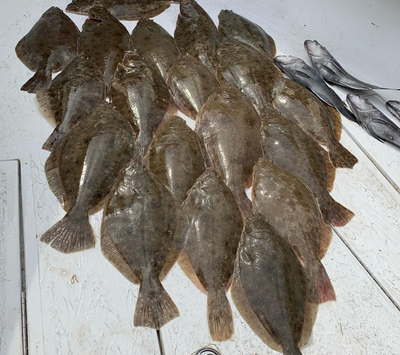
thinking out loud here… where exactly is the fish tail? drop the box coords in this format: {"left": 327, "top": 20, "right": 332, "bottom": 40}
{"left": 327, "top": 141, "right": 358, "bottom": 169}
{"left": 282, "top": 345, "right": 303, "bottom": 355}
{"left": 312, "top": 261, "right": 336, "bottom": 304}
{"left": 337, "top": 105, "right": 358, "bottom": 123}
{"left": 207, "top": 289, "right": 234, "bottom": 341}
{"left": 320, "top": 194, "right": 355, "bottom": 227}
{"left": 134, "top": 273, "right": 179, "bottom": 329}
{"left": 40, "top": 207, "right": 95, "bottom": 253}
{"left": 21, "top": 67, "right": 51, "bottom": 93}
{"left": 42, "top": 129, "right": 65, "bottom": 151}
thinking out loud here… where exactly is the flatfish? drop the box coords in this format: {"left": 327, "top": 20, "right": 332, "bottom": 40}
{"left": 41, "top": 103, "right": 134, "bottom": 253}
{"left": 37, "top": 55, "right": 106, "bottom": 151}
{"left": 110, "top": 51, "right": 174, "bottom": 160}
{"left": 101, "top": 163, "right": 188, "bottom": 329}
{"left": 179, "top": 170, "right": 243, "bottom": 340}
{"left": 15, "top": 7, "right": 80, "bottom": 93}
{"left": 196, "top": 85, "right": 262, "bottom": 217}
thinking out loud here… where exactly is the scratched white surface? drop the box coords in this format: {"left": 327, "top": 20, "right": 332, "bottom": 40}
{"left": 1, "top": 0, "right": 400, "bottom": 354}
{"left": 0, "top": 161, "right": 23, "bottom": 355}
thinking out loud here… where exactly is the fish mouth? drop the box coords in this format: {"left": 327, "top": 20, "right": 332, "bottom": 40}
{"left": 88, "top": 17, "right": 102, "bottom": 22}
{"left": 304, "top": 40, "right": 328, "bottom": 57}
{"left": 346, "top": 94, "right": 370, "bottom": 112}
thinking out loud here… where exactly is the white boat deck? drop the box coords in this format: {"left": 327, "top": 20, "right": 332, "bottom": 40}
{"left": 1, "top": 0, "right": 400, "bottom": 354}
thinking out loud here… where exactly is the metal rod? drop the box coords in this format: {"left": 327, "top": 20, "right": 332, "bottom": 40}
{"left": 156, "top": 329, "right": 165, "bottom": 355}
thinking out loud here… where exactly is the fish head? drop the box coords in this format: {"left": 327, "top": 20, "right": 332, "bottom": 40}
{"left": 114, "top": 51, "right": 149, "bottom": 80}
{"left": 180, "top": 0, "right": 199, "bottom": 18}
{"left": 304, "top": 40, "right": 330, "bottom": 58}
{"left": 218, "top": 9, "right": 234, "bottom": 26}
{"left": 192, "top": 170, "right": 222, "bottom": 195}
{"left": 273, "top": 55, "right": 304, "bottom": 74}
{"left": 87, "top": 6, "right": 113, "bottom": 22}
{"left": 66, "top": 0, "right": 96, "bottom": 15}
{"left": 346, "top": 94, "right": 375, "bottom": 114}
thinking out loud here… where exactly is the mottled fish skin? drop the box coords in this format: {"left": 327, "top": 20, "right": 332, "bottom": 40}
{"left": 180, "top": 170, "right": 243, "bottom": 341}
{"left": 15, "top": 7, "right": 80, "bottom": 93}
{"left": 218, "top": 10, "right": 276, "bottom": 57}
{"left": 386, "top": 100, "right": 400, "bottom": 120}
{"left": 216, "top": 39, "right": 284, "bottom": 116}
{"left": 252, "top": 159, "right": 336, "bottom": 304}
{"left": 174, "top": 0, "right": 220, "bottom": 75}
{"left": 259, "top": 108, "right": 353, "bottom": 227}
{"left": 110, "top": 51, "right": 174, "bottom": 161}
{"left": 66, "top": 0, "right": 171, "bottom": 20}
{"left": 131, "top": 19, "right": 180, "bottom": 82}
{"left": 101, "top": 163, "right": 188, "bottom": 329}
{"left": 347, "top": 94, "right": 400, "bottom": 149}
{"left": 195, "top": 85, "right": 262, "bottom": 217}
{"left": 231, "top": 215, "right": 306, "bottom": 355}
{"left": 41, "top": 103, "right": 135, "bottom": 254}
{"left": 274, "top": 55, "right": 357, "bottom": 123}
{"left": 304, "top": 40, "right": 400, "bottom": 91}
{"left": 145, "top": 116, "right": 205, "bottom": 204}
{"left": 273, "top": 78, "right": 358, "bottom": 169}
{"left": 167, "top": 55, "right": 218, "bottom": 120}
{"left": 78, "top": 6, "right": 131, "bottom": 91}
{"left": 37, "top": 55, "right": 107, "bottom": 151}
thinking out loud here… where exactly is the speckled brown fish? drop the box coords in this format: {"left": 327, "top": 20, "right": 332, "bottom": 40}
{"left": 15, "top": 7, "right": 80, "bottom": 93}
{"left": 273, "top": 79, "right": 358, "bottom": 169}
{"left": 232, "top": 214, "right": 307, "bottom": 355}
{"left": 216, "top": 39, "right": 284, "bottom": 115}
{"left": 66, "top": 0, "right": 172, "bottom": 20}
{"left": 167, "top": 55, "right": 218, "bottom": 120}
{"left": 78, "top": 6, "right": 131, "bottom": 90}
{"left": 41, "top": 103, "right": 134, "bottom": 253}
{"left": 174, "top": 0, "right": 220, "bottom": 75}
{"left": 145, "top": 116, "right": 205, "bottom": 203}
{"left": 179, "top": 170, "right": 243, "bottom": 340}
{"left": 196, "top": 85, "right": 262, "bottom": 216}
{"left": 260, "top": 108, "right": 353, "bottom": 227}
{"left": 252, "top": 159, "right": 335, "bottom": 303}
{"left": 131, "top": 18, "right": 179, "bottom": 82}
{"left": 101, "top": 163, "right": 188, "bottom": 329}
{"left": 110, "top": 51, "right": 174, "bottom": 160}
{"left": 37, "top": 55, "right": 106, "bottom": 151}
{"left": 218, "top": 10, "right": 276, "bottom": 57}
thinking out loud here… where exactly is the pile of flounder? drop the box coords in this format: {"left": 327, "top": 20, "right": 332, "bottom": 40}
{"left": 16, "top": 1, "right": 360, "bottom": 354}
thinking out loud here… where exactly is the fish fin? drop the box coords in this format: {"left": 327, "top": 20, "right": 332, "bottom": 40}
{"left": 101, "top": 228, "right": 140, "bottom": 284}
{"left": 327, "top": 141, "right": 358, "bottom": 169}
{"left": 134, "top": 273, "right": 179, "bottom": 329}
{"left": 337, "top": 105, "right": 358, "bottom": 123}
{"left": 207, "top": 289, "right": 234, "bottom": 341}
{"left": 21, "top": 66, "right": 51, "bottom": 93}
{"left": 15, "top": 36, "right": 27, "bottom": 62}
{"left": 327, "top": 105, "right": 342, "bottom": 140}
{"left": 320, "top": 195, "right": 354, "bottom": 227}
{"left": 45, "top": 151, "right": 67, "bottom": 210}
{"left": 300, "top": 301, "right": 319, "bottom": 348}
{"left": 41, "top": 208, "right": 96, "bottom": 253}
{"left": 319, "top": 220, "right": 333, "bottom": 259}
{"left": 42, "top": 128, "right": 65, "bottom": 151}
{"left": 36, "top": 90, "right": 58, "bottom": 127}
{"left": 231, "top": 262, "right": 282, "bottom": 352}
{"left": 312, "top": 262, "right": 336, "bottom": 303}
{"left": 320, "top": 146, "right": 336, "bottom": 192}
{"left": 178, "top": 251, "right": 207, "bottom": 294}
{"left": 160, "top": 207, "right": 188, "bottom": 281}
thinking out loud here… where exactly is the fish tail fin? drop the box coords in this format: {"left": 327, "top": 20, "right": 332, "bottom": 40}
{"left": 207, "top": 289, "right": 234, "bottom": 341}
{"left": 312, "top": 261, "right": 336, "bottom": 303}
{"left": 327, "top": 141, "right": 358, "bottom": 169}
{"left": 337, "top": 105, "right": 358, "bottom": 123}
{"left": 21, "top": 67, "right": 51, "bottom": 93}
{"left": 42, "top": 129, "right": 65, "bottom": 151}
{"left": 134, "top": 273, "right": 179, "bottom": 329}
{"left": 320, "top": 194, "right": 355, "bottom": 227}
{"left": 40, "top": 207, "right": 95, "bottom": 253}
